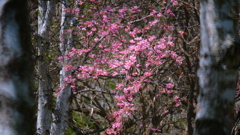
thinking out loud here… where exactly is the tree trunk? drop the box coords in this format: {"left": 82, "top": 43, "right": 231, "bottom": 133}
{"left": 37, "top": 0, "right": 56, "bottom": 134}
{"left": 0, "top": 0, "right": 34, "bottom": 134}
{"left": 51, "top": 0, "right": 72, "bottom": 134}
{"left": 194, "top": 0, "right": 240, "bottom": 135}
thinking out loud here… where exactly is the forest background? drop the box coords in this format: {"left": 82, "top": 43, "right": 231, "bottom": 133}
{"left": 29, "top": 0, "right": 240, "bottom": 135}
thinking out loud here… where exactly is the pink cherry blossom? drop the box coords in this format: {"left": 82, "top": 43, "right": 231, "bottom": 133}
{"left": 166, "top": 83, "right": 174, "bottom": 89}
{"left": 164, "top": 110, "right": 169, "bottom": 113}
{"left": 175, "top": 103, "right": 181, "bottom": 107}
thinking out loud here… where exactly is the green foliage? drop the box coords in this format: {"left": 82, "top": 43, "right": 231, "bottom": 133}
{"left": 108, "top": 81, "right": 116, "bottom": 90}
{"left": 71, "top": 111, "right": 97, "bottom": 132}
{"left": 48, "top": 52, "right": 55, "bottom": 58}
{"left": 66, "top": 127, "right": 75, "bottom": 135}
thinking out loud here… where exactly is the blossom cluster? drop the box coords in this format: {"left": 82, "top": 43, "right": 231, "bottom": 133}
{"left": 59, "top": 0, "right": 183, "bottom": 134}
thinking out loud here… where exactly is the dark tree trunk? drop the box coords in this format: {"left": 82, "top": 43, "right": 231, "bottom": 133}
{"left": 194, "top": 0, "right": 240, "bottom": 135}
{"left": 0, "top": 0, "right": 34, "bottom": 134}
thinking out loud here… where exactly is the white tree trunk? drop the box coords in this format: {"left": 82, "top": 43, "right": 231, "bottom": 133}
{"left": 0, "top": 0, "right": 34, "bottom": 134}
{"left": 51, "top": 0, "right": 72, "bottom": 134}
{"left": 37, "top": 0, "right": 56, "bottom": 134}
{"left": 194, "top": 0, "right": 240, "bottom": 135}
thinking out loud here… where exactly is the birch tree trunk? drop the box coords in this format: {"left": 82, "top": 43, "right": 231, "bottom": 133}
{"left": 194, "top": 0, "right": 240, "bottom": 135}
{"left": 51, "top": 0, "right": 73, "bottom": 134}
{"left": 37, "top": 0, "right": 56, "bottom": 134}
{"left": 0, "top": 0, "right": 34, "bottom": 134}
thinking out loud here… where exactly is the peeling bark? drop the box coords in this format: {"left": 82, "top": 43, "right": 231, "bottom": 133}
{"left": 194, "top": 0, "right": 240, "bottom": 135}
{"left": 0, "top": 0, "right": 34, "bottom": 134}
{"left": 37, "top": 0, "right": 56, "bottom": 134}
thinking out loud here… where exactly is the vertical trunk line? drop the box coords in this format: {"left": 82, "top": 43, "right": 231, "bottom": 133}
{"left": 51, "top": 0, "right": 73, "bottom": 134}
{"left": 37, "top": 1, "right": 56, "bottom": 134}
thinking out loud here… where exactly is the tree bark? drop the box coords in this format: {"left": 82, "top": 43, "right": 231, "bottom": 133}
{"left": 194, "top": 0, "right": 240, "bottom": 135}
{"left": 37, "top": 0, "right": 56, "bottom": 134}
{"left": 0, "top": 0, "right": 34, "bottom": 134}
{"left": 51, "top": 0, "right": 72, "bottom": 134}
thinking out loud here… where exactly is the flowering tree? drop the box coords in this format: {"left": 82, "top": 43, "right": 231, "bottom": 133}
{"left": 29, "top": 0, "right": 205, "bottom": 134}
{"left": 57, "top": 0, "right": 200, "bottom": 134}
{"left": 30, "top": 0, "right": 240, "bottom": 134}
